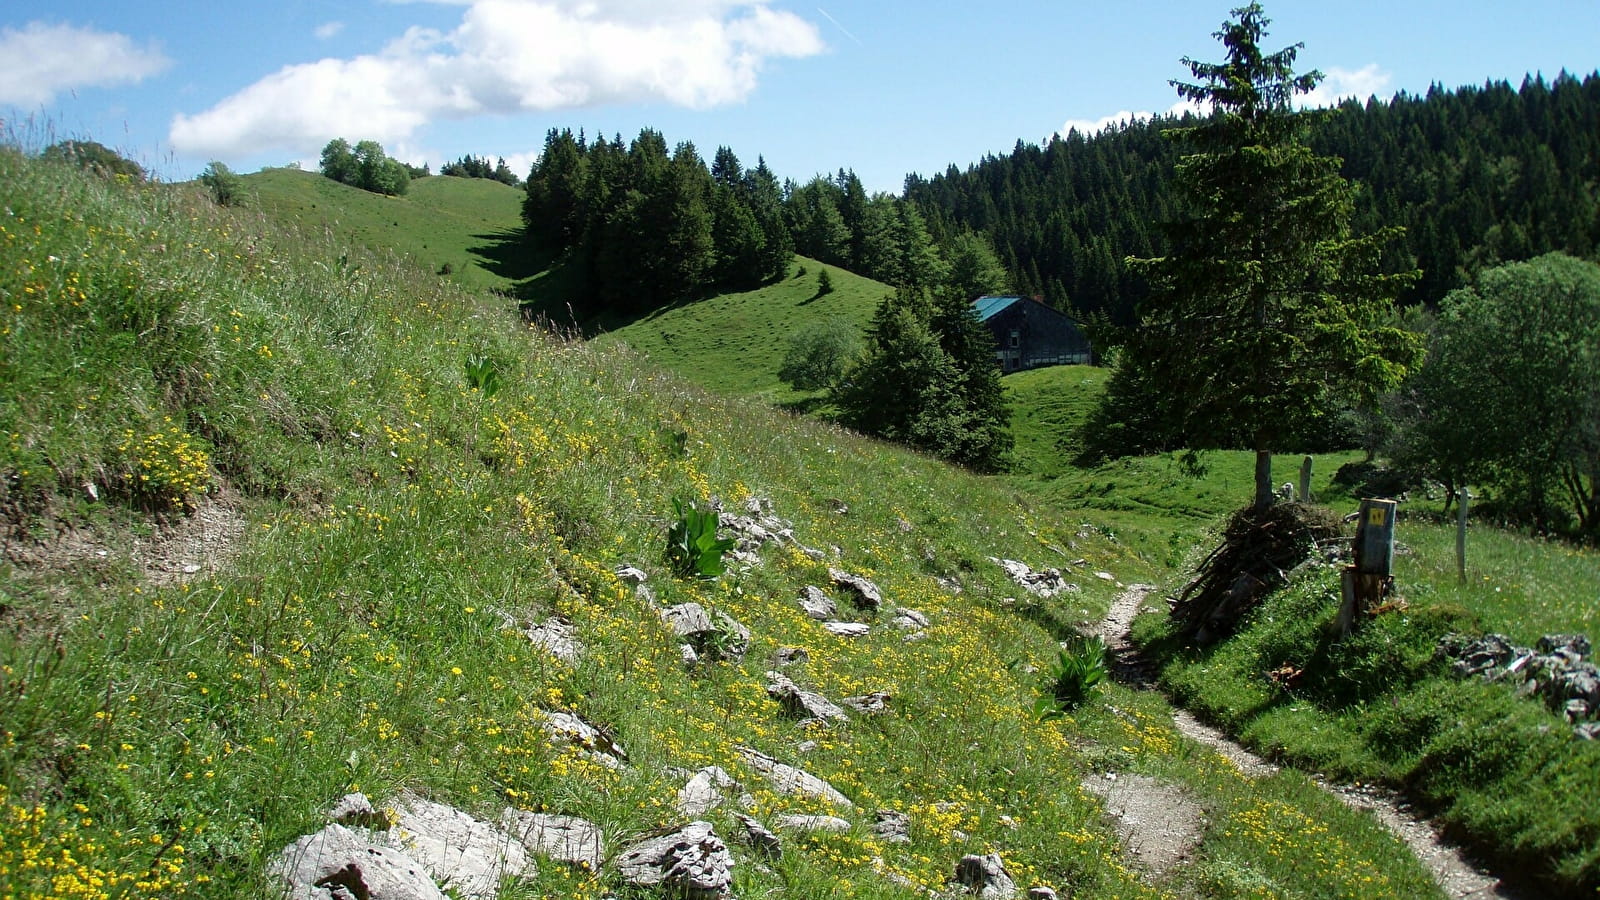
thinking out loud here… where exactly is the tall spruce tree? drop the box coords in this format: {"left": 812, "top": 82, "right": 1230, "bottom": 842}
{"left": 1115, "top": 2, "right": 1419, "bottom": 509}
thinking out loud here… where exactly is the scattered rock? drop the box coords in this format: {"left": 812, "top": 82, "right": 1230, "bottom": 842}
{"left": 954, "top": 853, "right": 1017, "bottom": 899}
{"left": 796, "top": 586, "right": 838, "bottom": 621}
{"left": 614, "top": 565, "right": 649, "bottom": 586}
{"left": 841, "top": 692, "right": 892, "bottom": 716}
{"left": 270, "top": 823, "right": 448, "bottom": 900}
{"left": 329, "top": 792, "right": 391, "bottom": 830}
{"left": 500, "top": 811, "right": 605, "bottom": 874}
{"left": 539, "top": 710, "right": 627, "bottom": 769}
{"left": 737, "top": 746, "right": 854, "bottom": 809}
{"left": 388, "top": 793, "right": 534, "bottom": 900}
{"left": 892, "top": 608, "right": 930, "bottom": 630}
{"left": 935, "top": 575, "right": 964, "bottom": 595}
{"left": 524, "top": 617, "right": 582, "bottom": 664}
{"left": 660, "top": 603, "right": 750, "bottom": 663}
{"left": 677, "top": 766, "right": 740, "bottom": 818}
{"left": 766, "top": 671, "right": 849, "bottom": 722}
{"left": 774, "top": 814, "right": 851, "bottom": 833}
{"left": 872, "top": 809, "right": 911, "bottom": 844}
{"left": 829, "top": 568, "right": 883, "bottom": 612}
{"left": 990, "top": 557, "right": 1069, "bottom": 598}
{"left": 772, "top": 646, "right": 809, "bottom": 668}
{"left": 732, "top": 813, "right": 783, "bottom": 860}
{"left": 823, "top": 622, "right": 871, "bottom": 638}
{"left": 1439, "top": 630, "right": 1600, "bottom": 734}
{"left": 615, "top": 821, "right": 735, "bottom": 899}
{"left": 1026, "top": 888, "right": 1058, "bottom": 900}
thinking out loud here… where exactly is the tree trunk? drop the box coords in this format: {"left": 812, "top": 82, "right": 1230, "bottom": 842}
{"left": 1253, "top": 448, "right": 1274, "bottom": 512}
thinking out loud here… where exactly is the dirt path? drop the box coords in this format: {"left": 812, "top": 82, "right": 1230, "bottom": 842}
{"left": 1095, "top": 584, "right": 1516, "bottom": 899}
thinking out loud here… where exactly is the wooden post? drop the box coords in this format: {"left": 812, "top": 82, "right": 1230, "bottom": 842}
{"left": 1298, "top": 456, "right": 1313, "bottom": 503}
{"left": 1456, "top": 487, "right": 1470, "bottom": 583}
{"left": 1341, "top": 498, "right": 1397, "bottom": 636}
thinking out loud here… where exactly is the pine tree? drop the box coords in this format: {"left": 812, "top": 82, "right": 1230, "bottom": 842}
{"left": 1115, "top": 2, "right": 1420, "bottom": 509}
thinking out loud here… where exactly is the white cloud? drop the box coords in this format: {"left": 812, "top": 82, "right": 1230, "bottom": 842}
{"left": 1055, "top": 64, "right": 1390, "bottom": 139}
{"left": 1057, "top": 100, "right": 1195, "bottom": 138}
{"left": 314, "top": 21, "right": 346, "bottom": 40}
{"left": 170, "top": 0, "right": 824, "bottom": 158}
{"left": 1300, "top": 64, "right": 1390, "bottom": 109}
{"left": 0, "top": 21, "right": 171, "bottom": 106}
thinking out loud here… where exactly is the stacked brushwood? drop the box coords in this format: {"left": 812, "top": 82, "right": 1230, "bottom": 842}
{"left": 1173, "top": 502, "right": 1344, "bottom": 643}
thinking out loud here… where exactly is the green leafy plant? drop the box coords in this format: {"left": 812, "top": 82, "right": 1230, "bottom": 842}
{"left": 464, "top": 353, "right": 501, "bottom": 396}
{"left": 665, "top": 498, "right": 736, "bottom": 578}
{"left": 1035, "top": 634, "right": 1108, "bottom": 719}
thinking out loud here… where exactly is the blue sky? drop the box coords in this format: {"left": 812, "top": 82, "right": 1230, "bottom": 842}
{"left": 4, "top": 1, "right": 1598, "bottom": 194}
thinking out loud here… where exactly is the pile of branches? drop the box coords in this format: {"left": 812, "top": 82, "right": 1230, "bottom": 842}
{"left": 1173, "top": 502, "right": 1344, "bottom": 643}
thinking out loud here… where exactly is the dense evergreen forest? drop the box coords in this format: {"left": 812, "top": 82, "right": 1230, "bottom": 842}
{"left": 906, "top": 72, "right": 1600, "bottom": 323}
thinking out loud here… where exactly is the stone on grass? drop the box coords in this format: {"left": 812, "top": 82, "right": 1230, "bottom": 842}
{"left": 389, "top": 793, "right": 533, "bottom": 900}
{"left": 661, "top": 603, "right": 750, "bottom": 663}
{"left": 829, "top": 568, "right": 882, "bottom": 612}
{"left": 1026, "top": 888, "right": 1059, "bottom": 900}
{"left": 797, "top": 586, "right": 837, "bottom": 621}
{"left": 524, "top": 618, "right": 582, "bottom": 664}
{"left": 539, "top": 710, "right": 627, "bottom": 769}
{"left": 990, "top": 557, "right": 1068, "bottom": 599}
{"left": 677, "top": 766, "right": 740, "bottom": 818}
{"left": 329, "top": 792, "right": 390, "bottom": 830}
{"left": 892, "top": 608, "right": 930, "bottom": 630}
{"left": 955, "top": 853, "right": 1017, "bottom": 899}
{"left": 499, "top": 811, "right": 604, "bottom": 874}
{"left": 271, "top": 823, "right": 447, "bottom": 900}
{"left": 737, "top": 746, "right": 854, "bottom": 809}
{"left": 732, "top": 813, "right": 782, "bottom": 860}
{"left": 615, "top": 821, "right": 734, "bottom": 899}
{"left": 824, "top": 622, "right": 871, "bottom": 638}
{"left": 766, "top": 671, "right": 849, "bottom": 722}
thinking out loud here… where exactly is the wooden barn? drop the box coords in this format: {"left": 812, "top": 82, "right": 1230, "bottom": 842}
{"left": 972, "top": 295, "right": 1093, "bottom": 372}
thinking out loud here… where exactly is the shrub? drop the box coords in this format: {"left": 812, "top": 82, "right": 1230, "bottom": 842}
{"left": 777, "top": 318, "right": 859, "bottom": 392}
{"left": 664, "top": 498, "right": 736, "bottom": 578}
{"left": 1034, "top": 634, "right": 1108, "bottom": 719}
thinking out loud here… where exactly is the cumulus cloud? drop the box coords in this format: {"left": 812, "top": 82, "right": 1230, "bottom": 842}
{"left": 1055, "top": 64, "right": 1389, "bottom": 139}
{"left": 170, "top": 0, "right": 824, "bottom": 158}
{"left": 0, "top": 21, "right": 171, "bottom": 106}
{"left": 314, "top": 21, "right": 346, "bottom": 40}
{"left": 1301, "top": 63, "right": 1390, "bottom": 108}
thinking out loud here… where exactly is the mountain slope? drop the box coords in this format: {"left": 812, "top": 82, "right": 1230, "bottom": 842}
{"left": 0, "top": 148, "right": 1455, "bottom": 899}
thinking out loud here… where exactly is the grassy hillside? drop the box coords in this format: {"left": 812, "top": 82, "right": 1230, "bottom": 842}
{"left": 1004, "top": 365, "right": 1109, "bottom": 479}
{"left": 0, "top": 149, "right": 1463, "bottom": 898}
{"left": 591, "top": 262, "right": 889, "bottom": 401}
{"left": 243, "top": 168, "right": 527, "bottom": 293}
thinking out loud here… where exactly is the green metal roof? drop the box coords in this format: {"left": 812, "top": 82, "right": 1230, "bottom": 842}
{"left": 973, "top": 295, "right": 1023, "bottom": 321}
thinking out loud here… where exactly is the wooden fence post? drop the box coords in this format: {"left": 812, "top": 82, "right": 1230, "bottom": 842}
{"left": 1457, "top": 487, "right": 1471, "bottom": 583}
{"left": 1298, "top": 456, "right": 1313, "bottom": 503}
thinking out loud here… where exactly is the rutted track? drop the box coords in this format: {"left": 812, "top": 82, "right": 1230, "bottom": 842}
{"left": 1097, "top": 585, "right": 1516, "bottom": 899}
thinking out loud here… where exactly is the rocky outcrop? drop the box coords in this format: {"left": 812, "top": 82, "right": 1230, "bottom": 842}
{"left": 1438, "top": 631, "right": 1600, "bottom": 734}
{"left": 539, "top": 710, "right": 628, "bottom": 769}
{"left": 271, "top": 824, "right": 449, "bottom": 900}
{"left": 385, "top": 794, "right": 533, "bottom": 899}
{"left": 523, "top": 617, "right": 582, "bottom": 664}
{"left": 676, "top": 765, "right": 742, "bottom": 818}
{"left": 954, "top": 852, "right": 1017, "bottom": 899}
{"left": 990, "top": 557, "right": 1071, "bottom": 599}
{"left": 829, "top": 568, "right": 883, "bottom": 613}
{"left": 872, "top": 809, "right": 911, "bottom": 844}
{"left": 765, "top": 671, "right": 849, "bottom": 723}
{"left": 661, "top": 602, "right": 750, "bottom": 664}
{"left": 615, "top": 821, "right": 735, "bottom": 899}
{"left": 796, "top": 585, "right": 837, "bottom": 620}
{"left": 499, "top": 810, "right": 605, "bottom": 874}
{"left": 737, "top": 746, "right": 854, "bottom": 809}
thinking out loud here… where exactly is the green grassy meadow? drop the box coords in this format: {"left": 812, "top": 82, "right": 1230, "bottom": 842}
{"left": 243, "top": 167, "right": 527, "bottom": 294}
{"left": 591, "top": 262, "right": 889, "bottom": 401}
{"left": 0, "top": 149, "right": 1471, "bottom": 899}
{"left": 7, "top": 150, "right": 1598, "bottom": 897}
